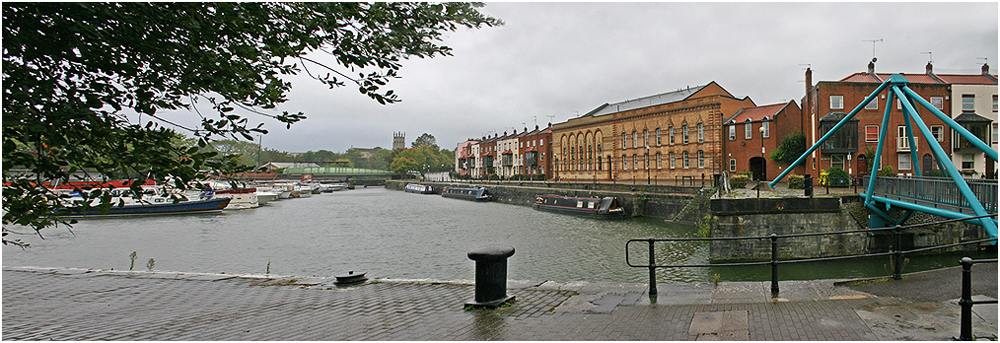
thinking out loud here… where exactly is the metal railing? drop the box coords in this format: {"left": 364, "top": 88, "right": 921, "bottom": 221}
{"left": 626, "top": 213, "right": 997, "bottom": 298}
{"left": 958, "top": 257, "right": 998, "bottom": 341}
{"left": 863, "top": 175, "right": 998, "bottom": 214}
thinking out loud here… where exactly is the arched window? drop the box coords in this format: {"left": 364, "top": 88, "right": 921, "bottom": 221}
{"left": 670, "top": 152, "right": 676, "bottom": 169}
{"left": 632, "top": 131, "right": 638, "bottom": 149}
{"left": 597, "top": 156, "right": 602, "bottom": 171}
{"left": 643, "top": 129, "right": 649, "bottom": 147}
{"left": 656, "top": 128, "right": 662, "bottom": 146}
{"left": 632, "top": 154, "right": 638, "bottom": 170}
{"left": 682, "top": 125, "right": 689, "bottom": 144}
{"left": 669, "top": 126, "right": 675, "bottom": 145}
{"left": 644, "top": 153, "right": 649, "bottom": 170}
{"left": 656, "top": 153, "right": 662, "bottom": 169}
{"left": 622, "top": 155, "right": 627, "bottom": 170}
{"left": 697, "top": 123, "right": 705, "bottom": 143}
{"left": 683, "top": 151, "right": 690, "bottom": 168}
{"left": 622, "top": 133, "right": 627, "bottom": 148}
{"left": 697, "top": 150, "right": 705, "bottom": 168}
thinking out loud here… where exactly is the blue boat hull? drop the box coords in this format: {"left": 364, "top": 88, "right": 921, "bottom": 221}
{"left": 64, "top": 198, "right": 231, "bottom": 217}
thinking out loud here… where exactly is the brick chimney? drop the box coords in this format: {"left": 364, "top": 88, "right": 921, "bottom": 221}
{"left": 868, "top": 60, "right": 875, "bottom": 74}
{"left": 983, "top": 63, "right": 990, "bottom": 75}
{"left": 804, "top": 67, "right": 812, "bottom": 134}
{"left": 926, "top": 62, "right": 933, "bottom": 74}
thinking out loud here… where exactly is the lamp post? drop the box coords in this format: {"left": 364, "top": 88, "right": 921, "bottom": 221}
{"left": 759, "top": 126, "right": 766, "bottom": 181}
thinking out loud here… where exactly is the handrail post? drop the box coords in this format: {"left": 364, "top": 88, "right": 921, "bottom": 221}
{"left": 770, "top": 233, "right": 779, "bottom": 298}
{"left": 958, "top": 257, "right": 974, "bottom": 341}
{"left": 893, "top": 225, "right": 903, "bottom": 280}
{"left": 647, "top": 238, "right": 657, "bottom": 296}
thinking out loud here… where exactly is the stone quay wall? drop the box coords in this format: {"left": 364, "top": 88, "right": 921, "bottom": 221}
{"left": 708, "top": 197, "right": 991, "bottom": 263}
{"left": 385, "top": 180, "right": 709, "bottom": 225}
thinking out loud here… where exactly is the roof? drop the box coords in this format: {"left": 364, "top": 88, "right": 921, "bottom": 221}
{"left": 839, "top": 73, "right": 942, "bottom": 84}
{"left": 933, "top": 74, "right": 998, "bottom": 85}
{"left": 585, "top": 84, "right": 708, "bottom": 117}
{"left": 954, "top": 111, "right": 993, "bottom": 123}
{"left": 837, "top": 70, "right": 997, "bottom": 85}
{"left": 725, "top": 102, "right": 788, "bottom": 124}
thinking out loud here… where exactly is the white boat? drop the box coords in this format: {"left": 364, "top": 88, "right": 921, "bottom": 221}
{"left": 206, "top": 181, "right": 259, "bottom": 210}
{"left": 256, "top": 191, "right": 278, "bottom": 205}
{"left": 326, "top": 183, "right": 349, "bottom": 191}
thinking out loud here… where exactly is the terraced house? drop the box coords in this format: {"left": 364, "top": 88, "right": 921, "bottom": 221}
{"left": 550, "top": 82, "right": 755, "bottom": 183}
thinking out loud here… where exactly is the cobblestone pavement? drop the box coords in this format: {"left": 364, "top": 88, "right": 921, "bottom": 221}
{"left": 3, "top": 266, "right": 996, "bottom": 340}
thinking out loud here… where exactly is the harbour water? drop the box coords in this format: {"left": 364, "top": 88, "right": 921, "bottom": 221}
{"left": 2, "top": 186, "right": 991, "bottom": 283}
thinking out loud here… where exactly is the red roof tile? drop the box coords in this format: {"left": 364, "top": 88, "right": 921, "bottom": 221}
{"left": 727, "top": 103, "right": 786, "bottom": 124}
{"left": 933, "top": 74, "right": 998, "bottom": 85}
{"left": 840, "top": 73, "right": 881, "bottom": 83}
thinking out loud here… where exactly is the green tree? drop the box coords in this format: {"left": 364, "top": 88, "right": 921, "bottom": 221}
{"left": 389, "top": 156, "right": 420, "bottom": 175}
{"left": 770, "top": 132, "right": 807, "bottom": 165}
{"left": 412, "top": 133, "right": 439, "bottom": 150}
{"left": 2, "top": 3, "right": 501, "bottom": 246}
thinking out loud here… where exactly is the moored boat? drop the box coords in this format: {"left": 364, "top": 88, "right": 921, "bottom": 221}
{"left": 256, "top": 191, "right": 279, "bottom": 205}
{"left": 532, "top": 194, "right": 627, "bottom": 219}
{"left": 403, "top": 183, "right": 435, "bottom": 194}
{"left": 59, "top": 197, "right": 231, "bottom": 217}
{"left": 441, "top": 186, "right": 492, "bottom": 201}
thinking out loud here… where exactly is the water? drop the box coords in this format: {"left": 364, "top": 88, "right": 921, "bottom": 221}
{"left": 3, "top": 187, "right": 993, "bottom": 283}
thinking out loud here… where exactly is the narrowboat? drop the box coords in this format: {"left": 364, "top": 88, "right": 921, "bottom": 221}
{"left": 532, "top": 194, "right": 627, "bottom": 219}
{"left": 441, "top": 186, "right": 492, "bottom": 201}
{"left": 403, "top": 183, "right": 435, "bottom": 194}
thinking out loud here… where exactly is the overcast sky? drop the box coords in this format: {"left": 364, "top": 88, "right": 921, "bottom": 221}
{"left": 166, "top": 2, "right": 998, "bottom": 153}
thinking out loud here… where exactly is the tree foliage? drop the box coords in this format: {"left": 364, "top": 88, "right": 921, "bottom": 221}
{"left": 412, "top": 133, "right": 438, "bottom": 150}
{"left": 2, "top": 3, "right": 500, "bottom": 246}
{"left": 769, "top": 132, "right": 807, "bottom": 165}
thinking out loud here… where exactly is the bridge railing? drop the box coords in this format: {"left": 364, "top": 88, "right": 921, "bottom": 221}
{"left": 862, "top": 175, "right": 998, "bottom": 213}
{"left": 625, "top": 213, "right": 998, "bottom": 298}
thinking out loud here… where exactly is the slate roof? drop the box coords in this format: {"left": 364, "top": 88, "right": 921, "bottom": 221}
{"left": 584, "top": 84, "right": 708, "bottom": 117}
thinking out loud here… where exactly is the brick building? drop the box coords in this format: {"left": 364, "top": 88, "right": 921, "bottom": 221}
{"left": 516, "top": 125, "right": 552, "bottom": 177}
{"left": 802, "top": 62, "right": 954, "bottom": 178}
{"left": 551, "top": 82, "right": 755, "bottom": 183}
{"left": 722, "top": 100, "right": 805, "bottom": 180}
{"left": 454, "top": 139, "right": 479, "bottom": 177}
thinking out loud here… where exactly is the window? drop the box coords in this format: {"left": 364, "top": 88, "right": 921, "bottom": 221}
{"left": 669, "top": 152, "right": 676, "bottom": 169}
{"left": 682, "top": 125, "right": 689, "bottom": 144}
{"left": 697, "top": 123, "right": 704, "bottom": 142}
{"left": 729, "top": 159, "right": 736, "bottom": 172}
{"left": 962, "top": 95, "right": 975, "bottom": 112}
{"left": 865, "top": 125, "right": 880, "bottom": 142}
{"left": 831, "top": 154, "right": 845, "bottom": 170}
{"left": 761, "top": 121, "right": 770, "bottom": 138}
{"left": 644, "top": 129, "right": 649, "bottom": 148}
{"left": 865, "top": 98, "right": 878, "bottom": 110}
{"left": 930, "top": 97, "right": 944, "bottom": 110}
{"left": 644, "top": 153, "right": 649, "bottom": 170}
{"left": 994, "top": 123, "right": 998, "bottom": 144}
{"left": 633, "top": 131, "right": 638, "bottom": 148}
{"left": 819, "top": 116, "right": 858, "bottom": 152}
{"left": 656, "top": 153, "right": 662, "bottom": 169}
{"left": 656, "top": 128, "right": 661, "bottom": 146}
{"left": 622, "top": 133, "right": 626, "bottom": 148}
{"left": 632, "top": 154, "right": 638, "bottom": 170}
{"left": 993, "top": 95, "right": 998, "bottom": 112}
{"left": 622, "top": 155, "right": 627, "bottom": 170}
{"left": 930, "top": 125, "right": 944, "bottom": 142}
{"left": 729, "top": 125, "right": 736, "bottom": 140}
{"left": 830, "top": 95, "right": 844, "bottom": 110}
{"left": 669, "top": 126, "right": 675, "bottom": 145}
{"left": 962, "top": 154, "right": 975, "bottom": 170}
{"left": 898, "top": 153, "right": 911, "bottom": 171}
{"left": 683, "top": 151, "right": 690, "bottom": 168}
{"left": 745, "top": 123, "right": 752, "bottom": 139}
{"left": 697, "top": 150, "right": 704, "bottom": 168}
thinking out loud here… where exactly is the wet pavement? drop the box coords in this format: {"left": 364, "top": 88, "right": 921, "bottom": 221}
{"left": 3, "top": 265, "right": 996, "bottom": 340}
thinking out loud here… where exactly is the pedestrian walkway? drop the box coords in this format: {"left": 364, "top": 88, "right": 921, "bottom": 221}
{"left": 2, "top": 266, "right": 996, "bottom": 340}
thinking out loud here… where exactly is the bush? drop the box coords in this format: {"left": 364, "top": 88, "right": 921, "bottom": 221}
{"left": 822, "top": 167, "right": 850, "bottom": 187}
{"left": 876, "top": 166, "right": 894, "bottom": 177}
{"left": 729, "top": 174, "right": 749, "bottom": 189}
{"left": 788, "top": 174, "right": 804, "bottom": 189}
{"left": 737, "top": 171, "right": 753, "bottom": 178}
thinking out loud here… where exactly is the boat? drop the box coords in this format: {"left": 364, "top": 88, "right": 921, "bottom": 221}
{"left": 441, "top": 186, "right": 492, "bottom": 201}
{"left": 206, "top": 181, "right": 259, "bottom": 210}
{"left": 531, "top": 194, "right": 627, "bottom": 219}
{"left": 58, "top": 196, "right": 231, "bottom": 217}
{"left": 403, "top": 183, "right": 435, "bottom": 194}
{"left": 325, "top": 182, "right": 349, "bottom": 192}
{"left": 256, "top": 191, "right": 279, "bottom": 205}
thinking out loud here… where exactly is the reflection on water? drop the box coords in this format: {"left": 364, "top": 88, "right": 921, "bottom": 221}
{"left": 3, "top": 187, "right": 994, "bottom": 283}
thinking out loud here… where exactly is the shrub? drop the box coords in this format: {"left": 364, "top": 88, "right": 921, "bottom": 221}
{"left": 822, "top": 167, "right": 850, "bottom": 187}
{"left": 737, "top": 171, "right": 753, "bottom": 178}
{"left": 876, "top": 166, "right": 894, "bottom": 177}
{"left": 788, "top": 174, "right": 804, "bottom": 189}
{"left": 729, "top": 174, "right": 749, "bottom": 189}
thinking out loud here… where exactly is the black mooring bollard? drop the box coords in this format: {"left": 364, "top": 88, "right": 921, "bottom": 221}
{"left": 466, "top": 245, "right": 515, "bottom": 308}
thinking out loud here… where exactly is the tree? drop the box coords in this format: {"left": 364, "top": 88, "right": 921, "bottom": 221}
{"left": 412, "top": 133, "right": 439, "bottom": 150}
{"left": 2, "top": 3, "right": 501, "bottom": 246}
{"left": 770, "top": 132, "right": 807, "bottom": 165}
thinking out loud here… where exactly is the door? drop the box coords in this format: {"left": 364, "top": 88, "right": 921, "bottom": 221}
{"left": 749, "top": 157, "right": 766, "bottom": 181}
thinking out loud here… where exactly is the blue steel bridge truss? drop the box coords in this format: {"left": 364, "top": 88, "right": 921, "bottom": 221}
{"left": 770, "top": 74, "right": 998, "bottom": 240}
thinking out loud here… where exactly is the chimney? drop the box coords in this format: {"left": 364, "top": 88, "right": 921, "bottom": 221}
{"left": 926, "top": 62, "right": 933, "bottom": 74}
{"left": 868, "top": 60, "right": 875, "bottom": 74}
{"left": 983, "top": 63, "right": 990, "bottom": 75}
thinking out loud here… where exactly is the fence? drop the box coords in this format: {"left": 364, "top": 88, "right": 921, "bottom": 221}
{"left": 958, "top": 257, "right": 997, "bottom": 341}
{"left": 625, "top": 213, "right": 997, "bottom": 297}
{"left": 863, "top": 175, "right": 998, "bottom": 214}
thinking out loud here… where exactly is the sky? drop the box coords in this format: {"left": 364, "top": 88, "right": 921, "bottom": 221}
{"left": 164, "top": 2, "right": 998, "bottom": 153}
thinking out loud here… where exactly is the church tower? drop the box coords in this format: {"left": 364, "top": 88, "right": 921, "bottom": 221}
{"left": 392, "top": 132, "right": 405, "bottom": 150}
